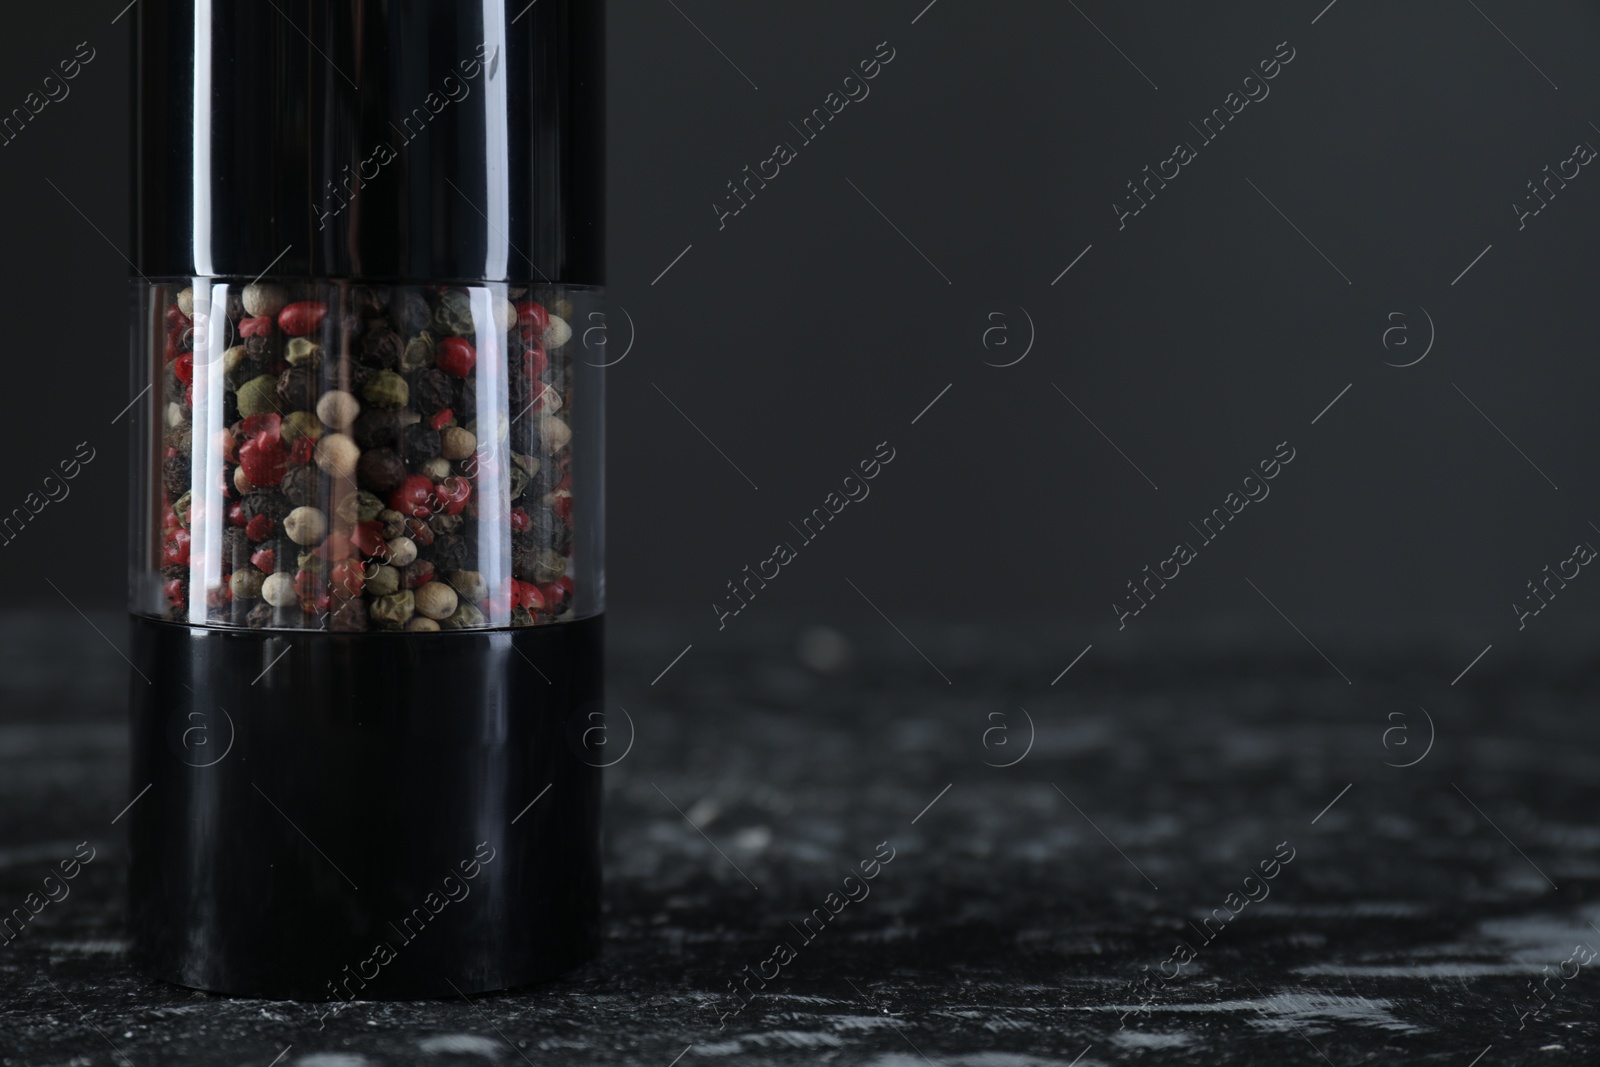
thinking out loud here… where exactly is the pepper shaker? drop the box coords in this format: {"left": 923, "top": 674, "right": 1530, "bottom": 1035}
{"left": 127, "top": 0, "right": 605, "bottom": 998}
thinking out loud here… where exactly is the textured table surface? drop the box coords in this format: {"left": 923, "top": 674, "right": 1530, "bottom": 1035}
{"left": 1, "top": 611, "right": 1598, "bottom": 1066}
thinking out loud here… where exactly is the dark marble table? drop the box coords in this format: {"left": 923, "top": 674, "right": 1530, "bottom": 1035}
{"left": 2, "top": 610, "right": 1597, "bottom": 1065}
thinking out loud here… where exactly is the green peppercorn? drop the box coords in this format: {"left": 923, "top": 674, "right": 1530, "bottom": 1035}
{"left": 230, "top": 568, "right": 265, "bottom": 600}
{"left": 285, "top": 337, "right": 321, "bottom": 366}
{"left": 442, "top": 601, "right": 487, "bottom": 630}
{"left": 173, "top": 490, "right": 193, "bottom": 529}
{"left": 363, "top": 370, "right": 410, "bottom": 410}
{"left": 281, "top": 410, "right": 323, "bottom": 443}
{"left": 431, "top": 291, "right": 475, "bottom": 336}
{"left": 236, "top": 374, "right": 280, "bottom": 417}
{"left": 401, "top": 332, "right": 436, "bottom": 372}
{"left": 378, "top": 509, "right": 408, "bottom": 540}
{"left": 446, "top": 569, "right": 488, "bottom": 604}
{"left": 510, "top": 606, "right": 535, "bottom": 628}
{"left": 370, "top": 589, "right": 415, "bottom": 628}
{"left": 365, "top": 565, "right": 401, "bottom": 598}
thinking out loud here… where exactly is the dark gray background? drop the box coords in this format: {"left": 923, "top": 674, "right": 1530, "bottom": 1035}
{"left": 5, "top": 0, "right": 1600, "bottom": 656}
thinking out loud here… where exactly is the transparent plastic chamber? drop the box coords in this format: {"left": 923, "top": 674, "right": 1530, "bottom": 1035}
{"left": 131, "top": 279, "right": 603, "bottom": 632}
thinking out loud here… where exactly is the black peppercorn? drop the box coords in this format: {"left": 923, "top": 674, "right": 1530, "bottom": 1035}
{"left": 280, "top": 465, "right": 322, "bottom": 508}
{"left": 246, "top": 602, "right": 273, "bottom": 629}
{"left": 353, "top": 285, "right": 390, "bottom": 320}
{"left": 162, "top": 454, "right": 190, "bottom": 500}
{"left": 277, "top": 365, "right": 317, "bottom": 409}
{"left": 454, "top": 379, "right": 477, "bottom": 423}
{"left": 360, "top": 325, "right": 403, "bottom": 369}
{"left": 329, "top": 597, "right": 369, "bottom": 633}
{"left": 402, "top": 560, "right": 435, "bottom": 588}
{"left": 226, "top": 290, "right": 246, "bottom": 322}
{"left": 243, "top": 489, "right": 292, "bottom": 524}
{"left": 357, "top": 448, "right": 407, "bottom": 494}
{"left": 222, "top": 527, "right": 252, "bottom": 569}
{"left": 392, "top": 291, "right": 431, "bottom": 335}
{"left": 429, "top": 534, "right": 467, "bottom": 573}
{"left": 402, "top": 426, "right": 441, "bottom": 468}
{"left": 412, "top": 368, "right": 453, "bottom": 415}
{"left": 351, "top": 409, "right": 405, "bottom": 451}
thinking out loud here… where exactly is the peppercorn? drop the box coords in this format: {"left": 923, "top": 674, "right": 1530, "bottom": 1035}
{"left": 402, "top": 560, "right": 435, "bottom": 589}
{"left": 284, "top": 338, "right": 320, "bottom": 367}
{"left": 440, "top": 426, "right": 476, "bottom": 461}
{"left": 329, "top": 597, "right": 368, "bottom": 632}
{"left": 352, "top": 285, "right": 389, "bottom": 320}
{"left": 510, "top": 606, "right": 535, "bottom": 628}
{"left": 431, "top": 291, "right": 475, "bottom": 336}
{"left": 361, "top": 325, "right": 403, "bottom": 369}
{"left": 283, "top": 506, "right": 328, "bottom": 546}
{"left": 543, "top": 314, "right": 572, "bottom": 350}
{"left": 352, "top": 409, "right": 405, "bottom": 451}
{"left": 384, "top": 535, "right": 418, "bottom": 567}
{"left": 431, "top": 534, "right": 467, "bottom": 573}
{"left": 243, "top": 489, "right": 292, "bottom": 524}
{"left": 316, "top": 390, "right": 360, "bottom": 431}
{"left": 314, "top": 433, "right": 361, "bottom": 481}
{"left": 412, "top": 368, "right": 453, "bottom": 415}
{"left": 370, "top": 589, "right": 415, "bottom": 629}
{"left": 455, "top": 379, "right": 478, "bottom": 423}
{"left": 414, "top": 580, "right": 458, "bottom": 620}
{"left": 363, "top": 370, "right": 409, "bottom": 409}
{"left": 281, "top": 410, "right": 322, "bottom": 444}
{"left": 162, "top": 454, "right": 190, "bottom": 499}
{"left": 242, "top": 282, "right": 288, "bottom": 319}
{"left": 446, "top": 569, "right": 488, "bottom": 605}
{"left": 441, "top": 602, "right": 487, "bottom": 630}
{"left": 236, "top": 375, "right": 281, "bottom": 418}
{"left": 261, "top": 571, "right": 298, "bottom": 607}
{"left": 402, "top": 426, "right": 441, "bottom": 468}
{"left": 280, "top": 465, "right": 321, "bottom": 507}
{"left": 277, "top": 365, "right": 317, "bottom": 409}
{"left": 392, "top": 291, "right": 431, "bottom": 335}
{"left": 279, "top": 301, "right": 328, "bottom": 336}
{"left": 357, "top": 448, "right": 406, "bottom": 494}
{"left": 405, "top": 616, "right": 440, "bottom": 633}
{"left": 365, "top": 565, "right": 401, "bottom": 598}
{"left": 247, "top": 602, "right": 274, "bottom": 629}
{"left": 539, "top": 416, "right": 572, "bottom": 454}
{"left": 401, "top": 332, "right": 435, "bottom": 372}
{"left": 230, "top": 568, "right": 265, "bottom": 600}
{"left": 420, "top": 457, "right": 452, "bottom": 482}
{"left": 378, "top": 510, "right": 408, "bottom": 540}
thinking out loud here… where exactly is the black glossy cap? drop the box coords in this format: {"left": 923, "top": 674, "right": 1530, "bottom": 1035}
{"left": 133, "top": 1, "right": 603, "bottom": 284}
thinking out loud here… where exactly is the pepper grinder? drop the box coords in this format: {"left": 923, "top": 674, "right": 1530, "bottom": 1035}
{"left": 126, "top": 0, "right": 605, "bottom": 998}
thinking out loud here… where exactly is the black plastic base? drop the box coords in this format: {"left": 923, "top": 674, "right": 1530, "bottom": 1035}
{"left": 127, "top": 614, "right": 603, "bottom": 1000}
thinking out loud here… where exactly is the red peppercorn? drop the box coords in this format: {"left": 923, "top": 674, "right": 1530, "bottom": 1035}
{"left": 350, "top": 520, "right": 385, "bottom": 558}
{"left": 289, "top": 436, "right": 315, "bottom": 466}
{"left": 241, "top": 413, "right": 282, "bottom": 441}
{"left": 389, "top": 475, "right": 436, "bottom": 519}
{"left": 329, "top": 558, "right": 365, "bottom": 597}
{"left": 428, "top": 407, "right": 454, "bottom": 431}
{"left": 164, "top": 578, "right": 185, "bottom": 608}
{"left": 405, "top": 517, "right": 436, "bottom": 548}
{"left": 294, "top": 569, "right": 322, "bottom": 601}
{"left": 174, "top": 351, "right": 194, "bottom": 385}
{"left": 238, "top": 436, "right": 288, "bottom": 488}
{"left": 437, "top": 475, "right": 472, "bottom": 515}
{"left": 163, "top": 529, "right": 192, "bottom": 566}
{"left": 436, "top": 337, "right": 477, "bottom": 377}
{"left": 516, "top": 301, "right": 549, "bottom": 332}
{"left": 207, "top": 584, "right": 231, "bottom": 609}
{"left": 277, "top": 302, "right": 327, "bottom": 336}
{"left": 183, "top": 383, "right": 193, "bottom": 409}
{"left": 509, "top": 507, "right": 531, "bottom": 533}
{"left": 239, "top": 315, "right": 274, "bottom": 337}
{"left": 522, "top": 343, "right": 547, "bottom": 382}
{"left": 164, "top": 327, "right": 182, "bottom": 363}
{"left": 245, "top": 514, "right": 275, "bottom": 542}
{"left": 250, "top": 547, "right": 275, "bottom": 573}
{"left": 514, "top": 580, "right": 546, "bottom": 612}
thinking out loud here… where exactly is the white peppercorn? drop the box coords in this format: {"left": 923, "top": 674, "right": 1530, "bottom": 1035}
{"left": 242, "top": 282, "right": 288, "bottom": 319}
{"left": 314, "top": 433, "right": 361, "bottom": 481}
{"left": 316, "top": 390, "right": 360, "bottom": 431}
{"left": 261, "top": 571, "right": 298, "bottom": 607}
{"left": 283, "top": 506, "right": 328, "bottom": 546}
{"left": 385, "top": 536, "right": 418, "bottom": 567}
{"left": 440, "top": 426, "right": 476, "bottom": 460}
{"left": 414, "top": 581, "right": 458, "bottom": 620}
